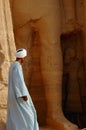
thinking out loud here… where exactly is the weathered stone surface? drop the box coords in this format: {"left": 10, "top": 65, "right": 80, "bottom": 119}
{"left": 0, "top": 0, "right": 86, "bottom": 130}
{"left": 9, "top": 0, "right": 82, "bottom": 130}
{"left": 0, "top": 0, "right": 16, "bottom": 130}
{"left": 0, "top": 84, "right": 7, "bottom": 130}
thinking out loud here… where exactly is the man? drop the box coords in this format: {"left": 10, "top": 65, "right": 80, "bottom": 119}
{"left": 7, "top": 48, "right": 39, "bottom": 130}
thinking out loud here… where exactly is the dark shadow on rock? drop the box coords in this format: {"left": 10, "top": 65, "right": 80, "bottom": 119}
{"left": 0, "top": 51, "right": 5, "bottom": 81}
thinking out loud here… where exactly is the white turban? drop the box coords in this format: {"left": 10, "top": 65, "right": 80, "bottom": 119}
{"left": 15, "top": 48, "right": 27, "bottom": 58}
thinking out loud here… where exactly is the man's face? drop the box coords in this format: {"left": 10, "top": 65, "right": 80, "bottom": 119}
{"left": 21, "top": 57, "right": 26, "bottom": 63}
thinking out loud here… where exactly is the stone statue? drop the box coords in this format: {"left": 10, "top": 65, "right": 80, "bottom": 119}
{"left": 63, "top": 48, "right": 82, "bottom": 112}
{"left": 9, "top": 0, "right": 79, "bottom": 130}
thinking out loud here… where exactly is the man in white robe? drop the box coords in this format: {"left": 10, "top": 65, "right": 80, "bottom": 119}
{"left": 6, "top": 48, "right": 39, "bottom": 130}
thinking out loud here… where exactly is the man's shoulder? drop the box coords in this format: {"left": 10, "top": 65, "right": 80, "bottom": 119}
{"left": 10, "top": 61, "right": 21, "bottom": 70}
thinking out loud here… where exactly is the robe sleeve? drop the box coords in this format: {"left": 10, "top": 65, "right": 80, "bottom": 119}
{"left": 12, "top": 63, "right": 28, "bottom": 98}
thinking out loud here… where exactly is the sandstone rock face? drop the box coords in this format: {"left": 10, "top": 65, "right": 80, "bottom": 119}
{"left": 0, "top": 0, "right": 16, "bottom": 130}
{"left": 9, "top": 0, "right": 84, "bottom": 130}
{"left": 0, "top": 0, "right": 86, "bottom": 130}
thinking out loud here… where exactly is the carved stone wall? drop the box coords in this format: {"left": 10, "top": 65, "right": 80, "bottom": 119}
{"left": 0, "top": 0, "right": 86, "bottom": 130}
{"left": 0, "top": 0, "right": 16, "bottom": 130}
{"left": 60, "top": 0, "right": 84, "bottom": 33}
{"left": 60, "top": 0, "right": 86, "bottom": 127}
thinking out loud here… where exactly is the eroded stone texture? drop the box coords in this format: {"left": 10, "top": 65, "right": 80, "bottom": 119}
{"left": 83, "top": 0, "right": 86, "bottom": 80}
{"left": 0, "top": 0, "right": 16, "bottom": 129}
{"left": 9, "top": 0, "right": 83, "bottom": 130}
{"left": 0, "top": 0, "right": 86, "bottom": 130}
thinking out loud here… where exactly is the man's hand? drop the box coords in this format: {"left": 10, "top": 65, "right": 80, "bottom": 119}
{"left": 22, "top": 96, "right": 28, "bottom": 101}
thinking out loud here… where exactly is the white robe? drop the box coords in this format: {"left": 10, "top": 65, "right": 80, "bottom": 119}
{"left": 7, "top": 61, "right": 39, "bottom": 130}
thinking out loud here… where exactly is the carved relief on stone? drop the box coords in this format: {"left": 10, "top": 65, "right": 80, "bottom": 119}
{"left": 9, "top": 0, "right": 81, "bottom": 130}
{"left": 61, "top": 32, "right": 86, "bottom": 127}
{"left": 0, "top": 45, "right": 5, "bottom": 82}
{"left": 0, "top": 0, "right": 16, "bottom": 130}
{"left": 60, "top": 0, "right": 84, "bottom": 33}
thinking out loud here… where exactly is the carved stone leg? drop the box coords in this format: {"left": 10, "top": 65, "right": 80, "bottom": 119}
{"left": 36, "top": 14, "right": 79, "bottom": 130}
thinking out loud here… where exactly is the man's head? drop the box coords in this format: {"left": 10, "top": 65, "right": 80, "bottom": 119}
{"left": 15, "top": 48, "right": 27, "bottom": 63}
